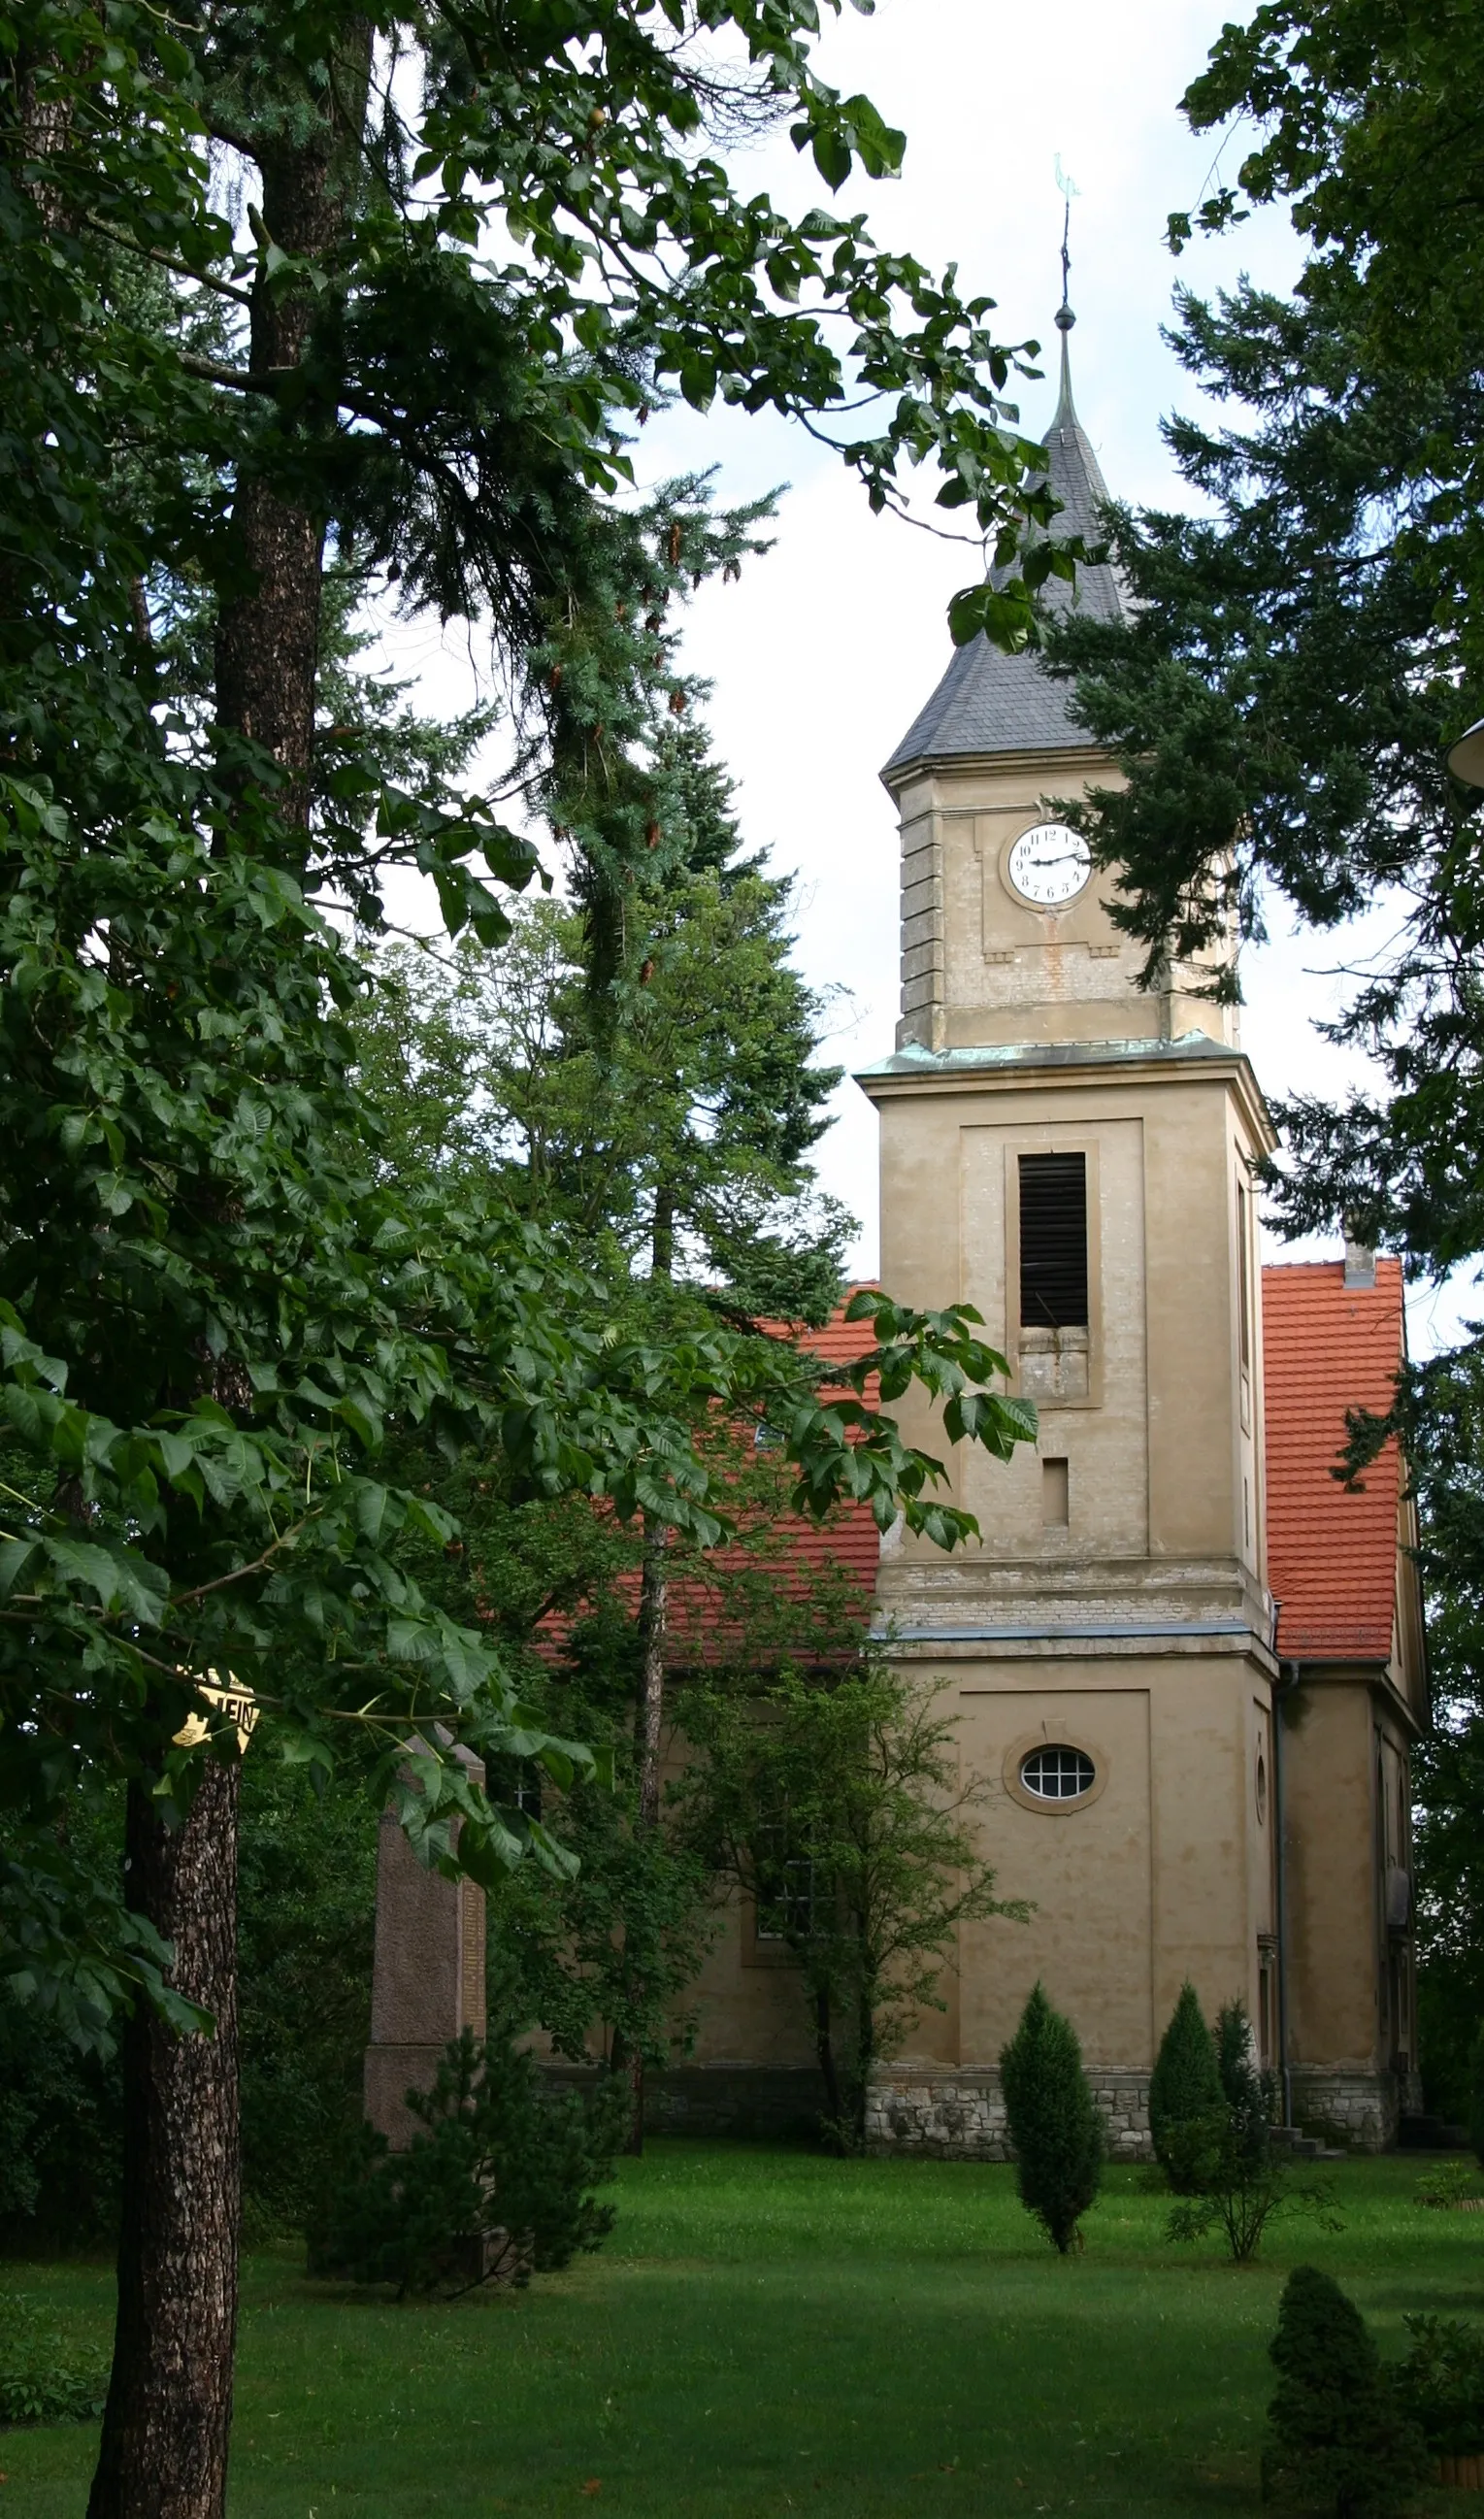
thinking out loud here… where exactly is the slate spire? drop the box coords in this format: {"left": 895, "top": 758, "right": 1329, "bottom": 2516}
{"left": 882, "top": 287, "right": 1126, "bottom": 781}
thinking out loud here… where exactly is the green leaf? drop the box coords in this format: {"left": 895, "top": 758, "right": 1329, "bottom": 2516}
{"left": 42, "top": 1538, "right": 168, "bottom": 1626}
{"left": 0, "top": 1538, "right": 37, "bottom": 1599}
{"left": 947, "top": 580, "right": 1037, "bottom": 651}
{"left": 811, "top": 126, "right": 853, "bottom": 193}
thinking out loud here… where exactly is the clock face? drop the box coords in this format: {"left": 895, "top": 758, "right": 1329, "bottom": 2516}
{"left": 1006, "top": 821, "right": 1092, "bottom": 909}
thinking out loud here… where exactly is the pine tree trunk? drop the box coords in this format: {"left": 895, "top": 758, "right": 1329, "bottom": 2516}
{"left": 618, "top": 1180, "right": 676, "bottom": 2153}
{"left": 213, "top": 113, "right": 358, "bottom": 838}
{"left": 88, "top": 37, "right": 372, "bottom": 2506}
{"left": 621, "top": 1516, "right": 670, "bottom": 2154}
{"left": 638, "top": 1183, "right": 675, "bottom": 1842}
{"left": 87, "top": 1764, "right": 242, "bottom": 2519}
{"left": 848, "top": 2016, "right": 873, "bottom": 2149}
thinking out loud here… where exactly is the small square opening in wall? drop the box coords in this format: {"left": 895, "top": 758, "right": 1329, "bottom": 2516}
{"left": 1042, "top": 1456, "right": 1070, "bottom": 1527}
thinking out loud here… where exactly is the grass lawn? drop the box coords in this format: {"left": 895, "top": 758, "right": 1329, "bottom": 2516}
{"left": 3, "top": 2143, "right": 1480, "bottom": 2515}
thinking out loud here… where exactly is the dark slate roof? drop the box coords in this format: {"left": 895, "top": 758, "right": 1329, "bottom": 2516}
{"left": 883, "top": 315, "right": 1126, "bottom": 780}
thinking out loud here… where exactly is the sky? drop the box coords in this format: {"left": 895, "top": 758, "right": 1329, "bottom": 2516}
{"left": 385, "top": 0, "right": 1471, "bottom": 1349}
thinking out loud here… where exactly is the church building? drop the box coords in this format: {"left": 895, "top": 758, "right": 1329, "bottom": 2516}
{"left": 665, "top": 309, "right": 1428, "bottom": 2156}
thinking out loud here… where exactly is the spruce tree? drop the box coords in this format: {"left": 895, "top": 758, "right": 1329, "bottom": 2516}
{"left": 1148, "top": 1981, "right": 1225, "bottom": 2188}
{"left": 1216, "top": 1997, "right": 1272, "bottom": 2168}
{"left": 999, "top": 1984, "right": 1104, "bottom": 2254}
{"left": 1264, "top": 2267, "right": 1429, "bottom": 2518}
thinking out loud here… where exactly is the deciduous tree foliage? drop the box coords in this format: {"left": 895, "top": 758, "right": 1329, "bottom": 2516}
{"left": 3, "top": 5, "right": 1045, "bottom": 2505}
{"left": 682, "top": 1669, "right": 1026, "bottom": 2149}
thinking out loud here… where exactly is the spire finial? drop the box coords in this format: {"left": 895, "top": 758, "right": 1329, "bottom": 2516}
{"left": 1052, "top": 156, "right": 1080, "bottom": 422}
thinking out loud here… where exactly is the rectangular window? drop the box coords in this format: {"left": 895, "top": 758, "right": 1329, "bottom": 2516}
{"left": 754, "top": 1822, "right": 814, "bottom": 1943}
{"left": 1019, "top": 1153, "right": 1088, "bottom": 1329}
{"left": 1041, "top": 1457, "right": 1070, "bottom": 1527}
{"left": 1237, "top": 1180, "right": 1252, "bottom": 1371}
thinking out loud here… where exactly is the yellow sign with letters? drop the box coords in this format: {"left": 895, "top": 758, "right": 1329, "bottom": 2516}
{"left": 172, "top": 1673, "right": 259, "bottom": 1755}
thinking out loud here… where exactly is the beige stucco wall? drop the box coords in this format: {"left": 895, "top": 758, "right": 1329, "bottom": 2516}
{"left": 682, "top": 1883, "right": 818, "bottom": 2069}
{"left": 1281, "top": 1671, "right": 1420, "bottom": 2082}
{"left": 673, "top": 727, "right": 1420, "bottom": 2134}
{"left": 866, "top": 1055, "right": 1273, "bottom": 1613}
{"left": 893, "top": 752, "right": 1237, "bottom": 1055}
{"left": 1282, "top": 1678, "right": 1384, "bottom": 2072}
{"left": 683, "top": 1648, "right": 1278, "bottom": 2081}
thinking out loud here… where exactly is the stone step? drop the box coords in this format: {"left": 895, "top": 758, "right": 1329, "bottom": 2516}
{"left": 1270, "top": 2127, "right": 1322, "bottom": 2159}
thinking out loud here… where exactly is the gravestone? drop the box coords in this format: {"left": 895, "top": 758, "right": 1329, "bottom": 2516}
{"left": 363, "top": 1736, "right": 487, "bottom": 2150}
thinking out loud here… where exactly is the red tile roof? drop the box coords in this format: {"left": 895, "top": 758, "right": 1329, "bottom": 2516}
{"left": 655, "top": 1294, "right": 883, "bottom": 1658}
{"left": 537, "top": 1293, "right": 883, "bottom": 1668}
{"left": 1262, "top": 1259, "right": 1405, "bottom": 1663}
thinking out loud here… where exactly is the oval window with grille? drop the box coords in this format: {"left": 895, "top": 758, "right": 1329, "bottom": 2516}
{"left": 1020, "top": 1744, "right": 1096, "bottom": 1803}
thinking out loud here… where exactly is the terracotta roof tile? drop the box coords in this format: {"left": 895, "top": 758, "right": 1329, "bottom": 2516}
{"left": 1262, "top": 1259, "right": 1405, "bottom": 1662}
{"left": 538, "top": 1290, "right": 882, "bottom": 1667}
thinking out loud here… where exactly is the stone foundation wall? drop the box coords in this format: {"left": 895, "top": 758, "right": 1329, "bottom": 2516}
{"left": 864, "top": 2068, "right": 1152, "bottom": 2162}
{"left": 544, "top": 2064, "right": 830, "bottom": 2142}
{"left": 542, "top": 2060, "right": 1408, "bottom": 2155}
{"left": 644, "top": 2066, "right": 828, "bottom": 2139}
{"left": 1288, "top": 2067, "right": 1403, "bottom": 2154}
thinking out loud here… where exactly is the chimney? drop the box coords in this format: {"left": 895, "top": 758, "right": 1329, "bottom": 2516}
{"left": 1343, "top": 1238, "right": 1376, "bottom": 1290}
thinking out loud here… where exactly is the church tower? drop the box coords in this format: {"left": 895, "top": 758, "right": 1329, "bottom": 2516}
{"left": 857, "top": 311, "right": 1284, "bottom": 2148}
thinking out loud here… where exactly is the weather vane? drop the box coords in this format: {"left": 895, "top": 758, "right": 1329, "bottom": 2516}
{"left": 1054, "top": 155, "right": 1080, "bottom": 322}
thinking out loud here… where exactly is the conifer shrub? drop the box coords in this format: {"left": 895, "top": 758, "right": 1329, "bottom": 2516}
{"left": 999, "top": 1982, "right": 1104, "bottom": 2254}
{"left": 1215, "top": 1997, "right": 1273, "bottom": 2145}
{"left": 1166, "top": 2004, "right": 1337, "bottom": 2262}
{"left": 1148, "top": 1981, "right": 1224, "bottom": 2189}
{"left": 310, "top": 2027, "right": 625, "bottom": 2298}
{"left": 1262, "top": 2266, "right": 1429, "bottom": 2517}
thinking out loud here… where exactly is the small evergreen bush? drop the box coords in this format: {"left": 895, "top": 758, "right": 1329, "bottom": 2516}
{"left": 1263, "top": 2266, "right": 1429, "bottom": 2517}
{"left": 1148, "top": 1981, "right": 1224, "bottom": 2189}
{"left": 1215, "top": 1997, "right": 1272, "bottom": 2154}
{"left": 999, "top": 1982, "right": 1104, "bottom": 2254}
{"left": 0, "top": 2295, "right": 108, "bottom": 2426}
{"left": 312, "top": 2026, "right": 625, "bottom": 2298}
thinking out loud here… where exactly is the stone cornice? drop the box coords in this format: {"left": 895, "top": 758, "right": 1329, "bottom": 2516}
{"left": 855, "top": 1033, "right": 1278, "bottom": 1155}
{"left": 881, "top": 742, "right": 1116, "bottom": 799}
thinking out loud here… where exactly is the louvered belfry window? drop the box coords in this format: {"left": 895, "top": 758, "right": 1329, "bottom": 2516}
{"left": 1019, "top": 1153, "right": 1089, "bottom": 1329}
